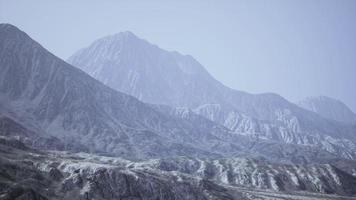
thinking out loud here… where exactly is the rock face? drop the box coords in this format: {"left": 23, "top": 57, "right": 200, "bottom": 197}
{"left": 1, "top": 138, "right": 356, "bottom": 200}
{"left": 298, "top": 96, "right": 356, "bottom": 124}
{"left": 68, "top": 31, "right": 356, "bottom": 160}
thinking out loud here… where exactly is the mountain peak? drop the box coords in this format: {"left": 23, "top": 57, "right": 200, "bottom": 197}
{"left": 111, "top": 31, "right": 140, "bottom": 41}
{"left": 97, "top": 31, "right": 145, "bottom": 46}
{"left": 298, "top": 96, "right": 356, "bottom": 124}
{"left": 117, "top": 30, "right": 136, "bottom": 37}
{"left": 0, "top": 23, "right": 28, "bottom": 39}
{"left": 0, "top": 23, "right": 19, "bottom": 31}
{"left": 0, "top": 24, "right": 47, "bottom": 60}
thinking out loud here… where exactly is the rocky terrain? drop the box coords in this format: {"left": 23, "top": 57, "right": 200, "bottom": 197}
{"left": 1, "top": 23, "right": 356, "bottom": 199}
{"left": 1, "top": 137, "right": 356, "bottom": 200}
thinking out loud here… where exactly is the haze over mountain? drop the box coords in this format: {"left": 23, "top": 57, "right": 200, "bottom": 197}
{"left": 2, "top": 23, "right": 347, "bottom": 163}
{"left": 68, "top": 31, "right": 356, "bottom": 160}
{"left": 2, "top": 1, "right": 356, "bottom": 113}
{"left": 1, "top": 23, "right": 356, "bottom": 199}
{"left": 0, "top": 23, "right": 255, "bottom": 159}
{"left": 298, "top": 96, "right": 356, "bottom": 124}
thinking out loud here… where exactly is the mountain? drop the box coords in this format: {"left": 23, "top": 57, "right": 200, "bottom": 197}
{"left": 298, "top": 96, "right": 356, "bottom": 124}
{"left": 0, "top": 23, "right": 256, "bottom": 160}
{"left": 5, "top": 23, "right": 353, "bottom": 164}
{"left": 5, "top": 23, "right": 339, "bottom": 164}
{"left": 2, "top": 23, "right": 356, "bottom": 199}
{"left": 68, "top": 31, "right": 356, "bottom": 159}
{"left": 2, "top": 137, "right": 356, "bottom": 199}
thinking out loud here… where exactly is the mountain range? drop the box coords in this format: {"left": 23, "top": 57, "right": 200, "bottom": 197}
{"left": 68, "top": 31, "right": 356, "bottom": 160}
{"left": 1, "top": 23, "right": 356, "bottom": 199}
{"left": 0, "top": 23, "right": 254, "bottom": 159}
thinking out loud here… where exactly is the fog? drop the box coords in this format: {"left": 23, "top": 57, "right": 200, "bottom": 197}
{"left": 1, "top": 0, "right": 355, "bottom": 111}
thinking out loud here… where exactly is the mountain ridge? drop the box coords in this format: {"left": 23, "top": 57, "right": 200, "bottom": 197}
{"left": 298, "top": 96, "right": 356, "bottom": 124}
{"left": 2, "top": 23, "right": 323, "bottom": 162}
{"left": 68, "top": 30, "right": 356, "bottom": 159}
{"left": 0, "top": 23, "right": 236, "bottom": 159}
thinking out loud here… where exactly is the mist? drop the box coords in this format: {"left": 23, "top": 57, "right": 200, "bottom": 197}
{"left": 1, "top": 0, "right": 355, "bottom": 112}
{"left": 2, "top": 1, "right": 356, "bottom": 199}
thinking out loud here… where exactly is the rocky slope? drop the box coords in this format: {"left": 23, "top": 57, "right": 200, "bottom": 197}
{"left": 68, "top": 31, "right": 356, "bottom": 159}
{"left": 1, "top": 138, "right": 356, "bottom": 200}
{"left": 192, "top": 104, "right": 356, "bottom": 159}
{"left": 137, "top": 157, "right": 356, "bottom": 195}
{"left": 298, "top": 96, "right": 356, "bottom": 124}
{"left": 150, "top": 105, "right": 353, "bottom": 165}
{"left": 0, "top": 138, "right": 233, "bottom": 200}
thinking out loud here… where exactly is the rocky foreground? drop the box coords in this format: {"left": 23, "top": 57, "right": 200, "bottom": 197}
{"left": 1, "top": 138, "right": 356, "bottom": 200}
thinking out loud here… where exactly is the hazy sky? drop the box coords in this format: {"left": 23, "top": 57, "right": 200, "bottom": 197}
{"left": 1, "top": 0, "right": 356, "bottom": 112}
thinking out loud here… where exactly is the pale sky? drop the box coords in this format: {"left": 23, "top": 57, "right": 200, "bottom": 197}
{"left": 1, "top": 0, "right": 356, "bottom": 112}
